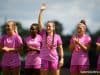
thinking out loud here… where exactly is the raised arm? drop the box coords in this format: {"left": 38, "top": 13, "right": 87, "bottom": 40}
{"left": 38, "top": 3, "right": 46, "bottom": 31}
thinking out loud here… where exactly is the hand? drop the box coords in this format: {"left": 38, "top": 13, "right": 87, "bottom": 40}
{"left": 96, "top": 43, "right": 100, "bottom": 47}
{"left": 40, "top": 3, "right": 46, "bottom": 12}
{"left": 28, "top": 46, "right": 40, "bottom": 52}
{"left": 59, "top": 58, "right": 64, "bottom": 68}
{"left": 73, "top": 37, "right": 79, "bottom": 44}
{"left": 2, "top": 47, "right": 10, "bottom": 52}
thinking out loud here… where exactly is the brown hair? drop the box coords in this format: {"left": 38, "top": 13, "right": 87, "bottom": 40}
{"left": 30, "top": 23, "right": 39, "bottom": 38}
{"left": 80, "top": 19, "right": 86, "bottom": 25}
{"left": 30, "top": 23, "right": 39, "bottom": 33}
{"left": 79, "top": 19, "right": 87, "bottom": 31}
{"left": 6, "top": 20, "right": 17, "bottom": 32}
{"left": 46, "top": 21, "right": 56, "bottom": 48}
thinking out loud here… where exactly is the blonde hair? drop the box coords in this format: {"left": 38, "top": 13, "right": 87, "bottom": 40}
{"left": 6, "top": 20, "right": 18, "bottom": 33}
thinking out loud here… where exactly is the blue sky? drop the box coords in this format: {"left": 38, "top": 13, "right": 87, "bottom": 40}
{"left": 0, "top": 0, "right": 100, "bottom": 35}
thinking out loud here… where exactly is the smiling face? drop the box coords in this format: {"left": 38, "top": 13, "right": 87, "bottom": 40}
{"left": 46, "top": 22, "right": 55, "bottom": 33}
{"left": 5, "top": 21, "right": 15, "bottom": 34}
{"left": 30, "top": 24, "right": 38, "bottom": 35}
{"left": 77, "top": 23, "right": 86, "bottom": 35}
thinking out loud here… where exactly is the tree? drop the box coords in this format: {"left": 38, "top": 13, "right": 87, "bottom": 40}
{"left": 54, "top": 21, "right": 63, "bottom": 35}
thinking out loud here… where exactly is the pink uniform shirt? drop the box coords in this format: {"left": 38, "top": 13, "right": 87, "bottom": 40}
{"left": 0, "top": 34, "right": 23, "bottom": 68}
{"left": 70, "top": 34, "right": 91, "bottom": 65}
{"left": 40, "top": 29, "right": 62, "bottom": 61}
{"left": 25, "top": 34, "right": 42, "bottom": 68}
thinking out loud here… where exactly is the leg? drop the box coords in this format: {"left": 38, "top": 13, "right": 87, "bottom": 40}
{"left": 50, "top": 60, "right": 59, "bottom": 75}
{"left": 41, "top": 60, "right": 49, "bottom": 75}
{"left": 97, "top": 65, "right": 100, "bottom": 75}
{"left": 25, "top": 68, "right": 33, "bottom": 75}
{"left": 0, "top": 66, "right": 1, "bottom": 75}
{"left": 70, "top": 65, "right": 79, "bottom": 75}
{"left": 2, "top": 68, "right": 11, "bottom": 75}
{"left": 32, "top": 64, "right": 41, "bottom": 75}
{"left": 32, "top": 69, "right": 40, "bottom": 75}
{"left": 40, "top": 69, "right": 48, "bottom": 75}
{"left": 79, "top": 65, "right": 89, "bottom": 75}
{"left": 50, "top": 69, "right": 59, "bottom": 75}
{"left": 11, "top": 67, "right": 20, "bottom": 75}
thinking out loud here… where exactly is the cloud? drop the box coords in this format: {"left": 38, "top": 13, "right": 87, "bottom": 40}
{"left": 0, "top": 0, "right": 100, "bottom": 35}
{"left": 43, "top": 0, "right": 100, "bottom": 34}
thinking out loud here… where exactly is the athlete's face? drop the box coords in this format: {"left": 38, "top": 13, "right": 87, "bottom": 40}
{"left": 30, "top": 25, "right": 38, "bottom": 35}
{"left": 46, "top": 22, "right": 55, "bottom": 33}
{"left": 5, "top": 22, "right": 15, "bottom": 33}
{"left": 77, "top": 23, "right": 86, "bottom": 34}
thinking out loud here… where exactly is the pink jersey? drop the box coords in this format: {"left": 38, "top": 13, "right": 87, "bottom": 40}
{"left": 70, "top": 34, "right": 91, "bottom": 65}
{"left": 40, "top": 29, "right": 62, "bottom": 61}
{"left": 0, "top": 34, "right": 23, "bottom": 68}
{"left": 25, "top": 34, "right": 42, "bottom": 68}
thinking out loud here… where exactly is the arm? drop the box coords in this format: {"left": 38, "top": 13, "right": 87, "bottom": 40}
{"left": 38, "top": 3, "right": 46, "bottom": 31}
{"left": 2, "top": 46, "right": 22, "bottom": 53}
{"left": 77, "top": 42, "right": 90, "bottom": 52}
{"left": 74, "top": 37, "right": 90, "bottom": 52}
{"left": 69, "top": 43, "right": 75, "bottom": 52}
{"left": 28, "top": 46, "right": 40, "bottom": 52}
{"left": 69, "top": 37, "right": 76, "bottom": 52}
{"left": 96, "top": 43, "right": 100, "bottom": 51}
{"left": 58, "top": 45, "right": 64, "bottom": 68}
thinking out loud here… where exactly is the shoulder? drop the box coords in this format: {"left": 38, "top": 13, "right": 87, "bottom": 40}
{"left": 37, "top": 34, "right": 42, "bottom": 41}
{"left": 55, "top": 34, "right": 62, "bottom": 41}
{"left": 55, "top": 34, "right": 61, "bottom": 38}
{"left": 84, "top": 34, "right": 91, "bottom": 42}
{"left": 15, "top": 34, "right": 22, "bottom": 39}
{"left": 14, "top": 34, "right": 23, "bottom": 42}
{"left": 39, "top": 29, "right": 46, "bottom": 35}
{"left": 37, "top": 34, "right": 42, "bottom": 38}
{"left": 85, "top": 34, "right": 91, "bottom": 40}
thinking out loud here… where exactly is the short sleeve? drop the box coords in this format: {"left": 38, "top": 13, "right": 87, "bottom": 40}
{"left": 15, "top": 35, "right": 23, "bottom": 48}
{"left": 85, "top": 35, "right": 91, "bottom": 45}
{"left": 39, "top": 29, "right": 46, "bottom": 36}
{"left": 57, "top": 35, "right": 62, "bottom": 46}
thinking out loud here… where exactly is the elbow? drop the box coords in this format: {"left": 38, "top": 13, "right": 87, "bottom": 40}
{"left": 83, "top": 47, "right": 89, "bottom": 52}
{"left": 69, "top": 46, "right": 74, "bottom": 52}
